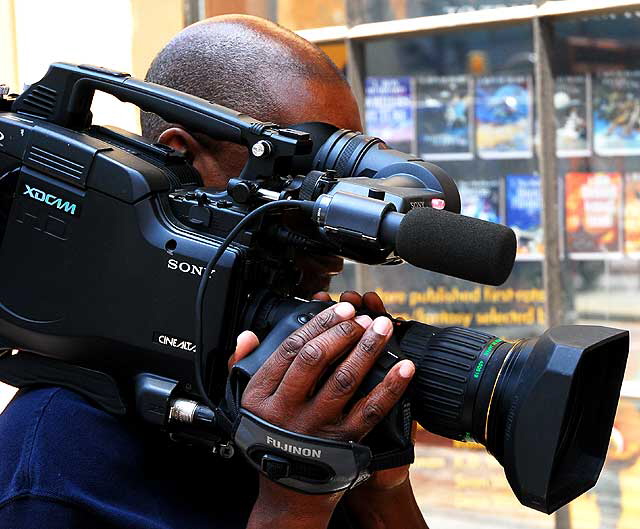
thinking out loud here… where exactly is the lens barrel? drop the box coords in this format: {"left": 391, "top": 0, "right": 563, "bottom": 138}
{"left": 398, "top": 321, "right": 629, "bottom": 513}
{"left": 399, "top": 324, "right": 511, "bottom": 444}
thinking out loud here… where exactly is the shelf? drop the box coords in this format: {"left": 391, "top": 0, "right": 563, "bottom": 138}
{"left": 298, "top": 1, "right": 640, "bottom": 43}
{"left": 296, "top": 25, "right": 347, "bottom": 44}
{"left": 348, "top": 5, "right": 538, "bottom": 41}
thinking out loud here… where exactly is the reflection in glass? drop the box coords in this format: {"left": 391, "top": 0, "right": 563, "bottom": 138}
{"left": 551, "top": 13, "right": 640, "bottom": 529}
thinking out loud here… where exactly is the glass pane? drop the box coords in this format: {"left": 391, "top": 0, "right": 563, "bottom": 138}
{"left": 362, "top": 24, "right": 543, "bottom": 343}
{"left": 358, "top": 23, "right": 552, "bottom": 528}
{"left": 551, "top": 16, "right": 640, "bottom": 525}
{"left": 553, "top": 11, "right": 640, "bottom": 396}
{"left": 277, "top": 0, "right": 345, "bottom": 29}
{"left": 348, "top": 1, "right": 534, "bottom": 25}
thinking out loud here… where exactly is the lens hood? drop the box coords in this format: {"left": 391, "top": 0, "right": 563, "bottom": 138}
{"left": 494, "top": 326, "right": 628, "bottom": 513}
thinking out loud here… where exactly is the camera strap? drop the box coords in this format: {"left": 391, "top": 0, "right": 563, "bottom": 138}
{"left": 0, "top": 350, "right": 127, "bottom": 415}
{"left": 221, "top": 368, "right": 372, "bottom": 494}
{"left": 233, "top": 409, "right": 372, "bottom": 494}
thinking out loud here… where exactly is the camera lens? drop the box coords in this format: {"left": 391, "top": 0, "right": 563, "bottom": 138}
{"left": 397, "top": 321, "right": 629, "bottom": 513}
{"left": 398, "top": 324, "right": 509, "bottom": 443}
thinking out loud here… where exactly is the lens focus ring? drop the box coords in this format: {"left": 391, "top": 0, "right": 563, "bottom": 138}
{"left": 401, "top": 325, "right": 501, "bottom": 441}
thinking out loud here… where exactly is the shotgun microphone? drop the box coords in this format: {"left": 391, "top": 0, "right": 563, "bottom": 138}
{"left": 394, "top": 206, "right": 517, "bottom": 286}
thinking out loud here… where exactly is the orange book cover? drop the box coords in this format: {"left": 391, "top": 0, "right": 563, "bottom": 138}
{"left": 624, "top": 173, "right": 640, "bottom": 255}
{"left": 565, "top": 172, "right": 622, "bottom": 256}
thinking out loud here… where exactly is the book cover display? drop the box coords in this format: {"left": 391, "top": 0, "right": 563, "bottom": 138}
{"left": 593, "top": 71, "right": 640, "bottom": 156}
{"left": 416, "top": 75, "right": 473, "bottom": 160}
{"left": 365, "top": 76, "right": 416, "bottom": 154}
{"left": 475, "top": 76, "right": 533, "bottom": 159}
{"left": 458, "top": 179, "right": 501, "bottom": 224}
{"left": 555, "top": 75, "right": 590, "bottom": 157}
{"left": 565, "top": 172, "right": 623, "bottom": 257}
{"left": 505, "top": 174, "right": 543, "bottom": 258}
{"left": 624, "top": 173, "right": 640, "bottom": 256}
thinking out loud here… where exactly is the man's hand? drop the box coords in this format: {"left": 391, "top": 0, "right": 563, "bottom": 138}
{"left": 229, "top": 301, "right": 415, "bottom": 529}
{"left": 312, "top": 291, "right": 414, "bottom": 490}
{"left": 311, "top": 291, "right": 428, "bottom": 529}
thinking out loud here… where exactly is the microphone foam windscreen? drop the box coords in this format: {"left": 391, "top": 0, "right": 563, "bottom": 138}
{"left": 396, "top": 207, "right": 517, "bottom": 286}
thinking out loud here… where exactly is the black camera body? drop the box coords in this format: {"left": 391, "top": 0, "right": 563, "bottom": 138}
{"left": 0, "top": 63, "right": 454, "bottom": 387}
{"left": 0, "top": 63, "right": 629, "bottom": 514}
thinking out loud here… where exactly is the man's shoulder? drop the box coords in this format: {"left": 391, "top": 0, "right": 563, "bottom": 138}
{"left": 0, "top": 387, "right": 145, "bottom": 504}
{"left": 1, "top": 385, "right": 125, "bottom": 432}
{"left": 0, "top": 386, "right": 258, "bottom": 528}
{"left": 0, "top": 385, "right": 143, "bottom": 458}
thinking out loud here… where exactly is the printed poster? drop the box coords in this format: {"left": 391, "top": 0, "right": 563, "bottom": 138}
{"left": 624, "top": 173, "right": 640, "bottom": 256}
{"left": 593, "top": 71, "right": 640, "bottom": 156}
{"left": 365, "top": 76, "right": 415, "bottom": 153}
{"left": 458, "top": 179, "right": 501, "bottom": 224}
{"left": 416, "top": 75, "right": 473, "bottom": 160}
{"left": 565, "top": 172, "right": 622, "bottom": 257}
{"left": 506, "top": 174, "right": 543, "bottom": 258}
{"left": 555, "top": 75, "right": 590, "bottom": 157}
{"left": 475, "top": 75, "right": 533, "bottom": 159}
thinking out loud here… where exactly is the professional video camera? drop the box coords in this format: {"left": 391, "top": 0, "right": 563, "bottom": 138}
{"left": 0, "top": 63, "right": 629, "bottom": 514}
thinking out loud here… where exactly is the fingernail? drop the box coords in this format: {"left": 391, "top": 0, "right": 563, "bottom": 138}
{"left": 334, "top": 302, "right": 355, "bottom": 318}
{"left": 354, "top": 314, "right": 373, "bottom": 328}
{"left": 372, "top": 316, "right": 392, "bottom": 336}
{"left": 398, "top": 360, "right": 415, "bottom": 379}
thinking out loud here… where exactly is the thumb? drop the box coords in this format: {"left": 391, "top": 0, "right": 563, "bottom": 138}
{"left": 227, "top": 330, "right": 260, "bottom": 371}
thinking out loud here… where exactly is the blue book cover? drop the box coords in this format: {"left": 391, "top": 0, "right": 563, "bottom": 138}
{"left": 506, "top": 174, "right": 543, "bottom": 258}
{"left": 459, "top": 179, "right": 501, "bottom": 224}
{"left": 475, "top": 76, "right": 533, "bottom": 159}
{"left": 365, "top": 76, "right": 415, "bottom": 154}
{"left": 593, "top": 71, "right": 640, "bottom": 156}
{"left": 416, "top": 75, "right": 473, "bottom": 160}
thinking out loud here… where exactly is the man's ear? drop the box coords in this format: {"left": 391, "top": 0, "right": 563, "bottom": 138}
{"left": 158, "top": 127, "right": 202, "bottom": 161}
{"left": 158, "top": 127, "right": 225, "bottom": 188}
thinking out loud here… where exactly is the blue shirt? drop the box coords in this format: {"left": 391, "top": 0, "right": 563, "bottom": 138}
{"left": 0, "top": 387, "right": 353, "bottom": 528}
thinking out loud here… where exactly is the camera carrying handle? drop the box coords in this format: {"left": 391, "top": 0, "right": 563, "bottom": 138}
{"left": 12, "top": 63, "right": 313, "bottom": 179}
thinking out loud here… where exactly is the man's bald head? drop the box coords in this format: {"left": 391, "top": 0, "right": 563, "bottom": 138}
{"left": 141, "top": 15, "right": 356, "bottom": 290}
{"left": 141, "top": 15, "right": 361, "bottom": 143}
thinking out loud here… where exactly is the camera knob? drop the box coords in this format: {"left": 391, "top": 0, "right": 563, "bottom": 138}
{"left": 228, "top": 178, "right": 259, "bottom": 204}
{"left": 252, "top": 140, "right": 272, "bottom": 158}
